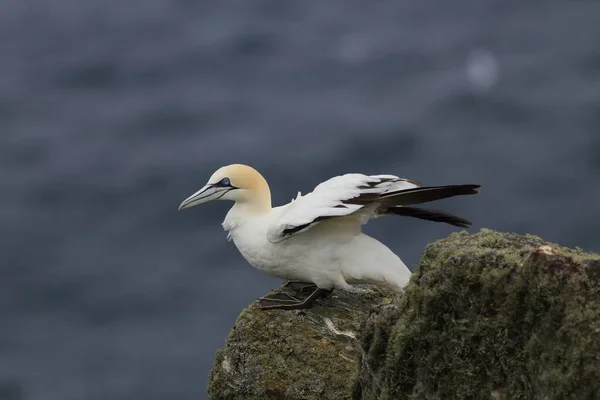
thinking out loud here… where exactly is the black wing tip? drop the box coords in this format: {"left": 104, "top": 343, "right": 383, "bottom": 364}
{"left": 444, "top": 184, "right": 480, "bottom": 197}
{"left": 455, "top": 184, "right": 481, "bottom": 194}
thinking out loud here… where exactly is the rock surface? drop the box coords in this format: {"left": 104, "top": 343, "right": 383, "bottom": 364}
{"left": 208, "top": 284, "right": 399, "bottom": 400}
{"left": 356, "top": 229, "right": 600, "bottom": 400}
{"left": 208, "top": 229, "right": 600, "bottom": 400}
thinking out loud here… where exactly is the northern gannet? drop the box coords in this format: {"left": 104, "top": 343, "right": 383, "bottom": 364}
{"left": 179, "top": 164, "right": 480, "bottom": 310}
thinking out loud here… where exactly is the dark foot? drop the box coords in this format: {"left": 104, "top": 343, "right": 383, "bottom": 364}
{"left": 258, "top": 292, "right": 302, "bottom": 303}
{"left": 258, "top": 288, "right": 332, "bottom": 310}
{"left": 283, "top": 281, "right": 319, "bottom": 294}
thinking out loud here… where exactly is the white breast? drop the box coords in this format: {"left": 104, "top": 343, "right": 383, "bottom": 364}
{"left": 226, "top": 214, "right": 357, "bottom": 284}
{"left": 222, "top": 205, "right": 410, "bottom": 291}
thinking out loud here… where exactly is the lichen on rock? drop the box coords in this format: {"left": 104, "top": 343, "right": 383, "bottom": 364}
{"left": 355, "top": 229, "right": 600, "bottom": 400}
{"left": 208, "top": 284, "right": 399, "bottom": 400}
{"left": 208, "top": 229, "right": 600, "bottom": 400}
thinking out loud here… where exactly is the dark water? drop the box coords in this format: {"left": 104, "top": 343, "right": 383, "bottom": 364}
{"left": 2, "top": 1, "right": 600, "bottom": 399}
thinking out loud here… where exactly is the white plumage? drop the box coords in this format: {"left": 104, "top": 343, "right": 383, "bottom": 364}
{"left": 179, "top": 164, "right": 479, "bottom": 309}
{"left": 266, "top": 173, "right": 418, "bottom": 243}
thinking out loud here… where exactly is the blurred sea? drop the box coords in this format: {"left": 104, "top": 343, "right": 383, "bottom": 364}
{"left": 2, "top": 1, "right": 600, "bottom": 399}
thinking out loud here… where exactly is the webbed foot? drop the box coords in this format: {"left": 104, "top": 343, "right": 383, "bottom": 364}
{"left": 257, "top": 288, "right": 332, "bottom": 310}
{"left": 258, "top": 292, "right": 302, "bottom": 303}
{"left": 283, "top": 280, "right": 319, "bottom": 293}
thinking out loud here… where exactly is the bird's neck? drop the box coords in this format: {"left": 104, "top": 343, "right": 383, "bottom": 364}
{"left": 222, "top": 182, "right": 272, "bottom": 234}
{"left": 236, "top": 182, "right": 272, "bottom": 215}
{"left": 222, "top": 201, "right": 271, "bottom": 237}
{"left": 230, "top": 200, "right": 271, "bottom": 216}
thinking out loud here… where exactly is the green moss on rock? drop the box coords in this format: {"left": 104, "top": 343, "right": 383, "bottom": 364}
{"left": 208, "top": 285, "right": 400, "bottom": 400}
{"left": 355, "top": 229, "right": 600, "bottom": 400}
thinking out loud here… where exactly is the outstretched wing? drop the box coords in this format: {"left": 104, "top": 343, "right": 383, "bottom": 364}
{"left": 266, "top": 173, "right": 420, "bottom": 243}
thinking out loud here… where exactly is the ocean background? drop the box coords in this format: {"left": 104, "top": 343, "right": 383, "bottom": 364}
{"left": 2, "top": 1, "right": 600, "bottom": 399}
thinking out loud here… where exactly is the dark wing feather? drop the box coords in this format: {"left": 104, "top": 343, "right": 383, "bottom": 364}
{"left": 378, "top": 184, "right": 480, "bottom": 206}
{"left": 267, "top": 175, "right": 481, "bottom": 243}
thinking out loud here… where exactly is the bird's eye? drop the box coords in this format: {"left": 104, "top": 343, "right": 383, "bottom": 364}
{"left": 220, "top": 177, "right": 231, "bottom": 186}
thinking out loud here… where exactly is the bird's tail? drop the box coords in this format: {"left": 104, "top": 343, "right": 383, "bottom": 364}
{"left": 383, "top": 206, "right": 472, "bottom": 228}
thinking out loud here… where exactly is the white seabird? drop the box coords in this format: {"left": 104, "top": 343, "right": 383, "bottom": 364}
{"left": 179, "top": 164, "right": 480, "bottom": 309}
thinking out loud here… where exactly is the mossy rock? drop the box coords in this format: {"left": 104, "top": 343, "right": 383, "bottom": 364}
{"left": 208, "top": 284, "right": 399, "bottom": 400}
{"left": 355, "top": 229, "right": 600, "bottom": 400}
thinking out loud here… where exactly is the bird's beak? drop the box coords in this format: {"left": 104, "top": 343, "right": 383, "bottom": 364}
{"left": 178, "top": 184, "right": 228, "bottom": 211}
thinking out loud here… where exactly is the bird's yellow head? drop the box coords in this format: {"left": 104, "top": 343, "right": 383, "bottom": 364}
{"left": 178, "top": 164, "right": 271, "bottom": 212}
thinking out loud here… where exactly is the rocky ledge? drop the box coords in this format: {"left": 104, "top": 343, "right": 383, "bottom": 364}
{"left": 208, "top": 229, "right": 600, "bottom": 400}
